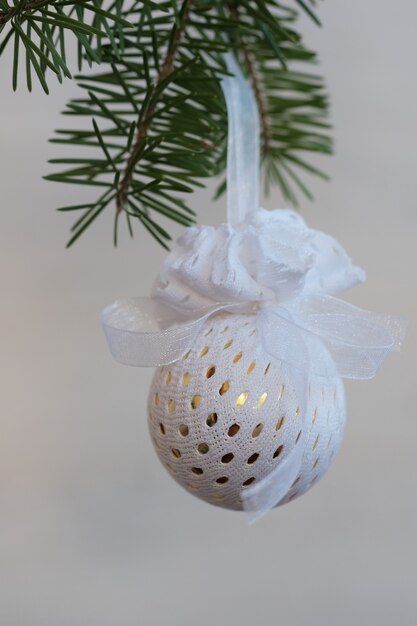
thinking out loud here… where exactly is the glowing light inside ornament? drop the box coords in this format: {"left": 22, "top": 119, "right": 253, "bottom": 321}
{"left": 236, "top": 391, "right": 249, "bottom": 407}
{"left": 273, "top": 445, "right": 284, "bottom": 459}
{"left": 252, "top": 423, "right": 263, "bottom": 438}
{"left": 276, "top": 416, "right": 285, "bottom": 431}
{"left": 219, "top": 381, "right": 230, "bottom": 395}
{"left": 181, "top": 372, "right": 191, "bottom": 386}
{"left": 206, "top": 412, "right": 217, "bottom": 427}
{"left": 233, "top": 352, "right": 243, "bottom": 363}
{"left": 191, "top": 395, "right": 201, "bottom": 409}
{"left": 257, "top": 392, "right": 267, "bottom": 408}
{"left": 247, "top": 361, "right": 256, "bottom": 375}
{"left": 228, "top": 423, "right": 240, "bottom": 437}
{"left": 197, "top": 443, "right": 209, "bottom": 455}
{"left": 178, "top": 424, "right": 189, "bottom": 437}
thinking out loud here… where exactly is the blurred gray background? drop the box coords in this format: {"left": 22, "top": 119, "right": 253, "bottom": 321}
{"left": 1, "top": 1, "right": 416, "bottom": 625}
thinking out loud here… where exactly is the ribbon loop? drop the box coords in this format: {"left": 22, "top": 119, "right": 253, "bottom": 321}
{"left": 222, "top": 53, "right": 260, "bottom": 228}
{"left": 257, "top": 296, "right": 407, "bottom": 380}
{"left": 101, "top": 297, "right": 228, "bottom": 367}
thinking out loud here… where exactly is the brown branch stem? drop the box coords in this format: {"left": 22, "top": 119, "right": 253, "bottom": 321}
{"left": 0, "top": 0, "right": 50, "bottom": 25}
{"left": 115, "top": 0, "right": 194, "bottom": 216}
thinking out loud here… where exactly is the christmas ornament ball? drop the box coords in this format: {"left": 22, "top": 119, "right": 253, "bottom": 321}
{"left": 148, "top": 311, "right": 346, "bottom": 511}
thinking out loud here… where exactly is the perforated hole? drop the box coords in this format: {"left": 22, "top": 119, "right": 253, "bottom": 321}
{"left": 276, "top": 416, "right": 285, "bottom": 431}
{"left": 312, "top": 458, "right": 319, "bottom": 470}
{"left": 233, "top": 352, "right": 243, "bottom": 363}
{"left": 313, "top": 434, "right": 320, "bottom": 451}
{"left": 172, "top": 448, "right": 181, "bottom": 458}
{"left": 159, "top": 423, "right": 165, "bottom": 435}
{"left": 242, "top": 477, "right": 255, "bottom": 487}
{"left": 191, "top": 467, "right": 203, "bottom": 475}
{"left": 247, "top": 453, "right": 259, "bottom": 465}
{"left": 216, "top": 476, "right": 229, "bottom": 484}
{"left": 165, "top": 371, "right": 172, "bottom": 385}
{"left": 220, "top": 325, "right": 229, "bottom": 334}
{"left": 273, "top": 445, "right": 284, "bottom": 459}
{"left": 154, "top": 393, "right": 160, "bottom": 406}
{"left": 204, "top": 327, "right": 213, "bottom": 336}
{"left": 296, "top": 430, "right": 302, "bottom": 444}
{"left": 168, "top": 399, "right": 176, "bottom": 414}
{"left": 257, "top": 392, "right": 267, "bottom": 408}
{"left": 206, "top": 365, "right": 216, "bottom": 379}
{"left": 312, "top": 408, "right": 317, "bottom": 424}
{"left": 178, "top": 424, "right": 189, "bottom": 437}
{"left": 221, "top": 452, "right": 234, "bottom": 464}
{"left": 296, "top": 406, "right": 300, "bottom": 416}
{"left": 228, "top": 423, "right": 240, "bottom": 437}
{"left": 291, "top": 476, "right": 300, "bottom": 488}
{"left": 219, "top": 381, "right": 230, "bottom": 395}
{"left": 264, "top": 363, "right": 271, "bottom": 375}
{"left": 181, "top": 372, "right": 191, "bottom": 386}
{"left": 182, "top": 350, "right": 191, "bottom": 361}
{"left": 187, "top": 482, "right": 199, "bottom": 490}
{"left": 199, "top": 346, "right": 209, "bottom": 357}
{"left": 252, "top": 423, "right": 263, "bottom": 438}
{"left": 278, "top": 384, "right": 285, "bottom": 400}
{"left": 223, "top": 338, "right": 233, "bottom": 349}
{"left": 191, "top": 395, "right": 201, "bottom": 409}
{"left": 247, "top": 361, "right": 256, "bottom": 375}
{"left": 236, "top": 391, "right": 249, "bottom": 407}
{"left": 206, "top": 413, "right": 217, "bottom": 427}
{"left": 211, "top": 494, "right": 225, "bottom": 501}
{"left": 197, "top": 443, "right": 209, "bottom": 454}
{"left": 166, "top": 463, "right": 176, "bottom": 474}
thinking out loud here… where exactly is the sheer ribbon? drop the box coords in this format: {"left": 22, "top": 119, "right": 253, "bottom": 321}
{"left": 101, "top": 53, "right": 406, "bottom": 522}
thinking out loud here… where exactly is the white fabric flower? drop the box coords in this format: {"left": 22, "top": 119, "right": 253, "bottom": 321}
{"left": 153, "top": 208, "right": 365, "bottom": 312}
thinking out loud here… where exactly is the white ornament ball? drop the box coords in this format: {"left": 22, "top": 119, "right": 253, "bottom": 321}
{"left": 148, "top": 312, "right": 346, "bottom": 511}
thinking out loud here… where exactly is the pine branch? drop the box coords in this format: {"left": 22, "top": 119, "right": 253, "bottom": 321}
{"left": 0, "top": 0, "right": 133, "bottom": 92}
{"left": 42, "top": 0, "right": 332, "bottom": 247}
{"left": 116, "top": 0, "right": 193, "bottom": 217}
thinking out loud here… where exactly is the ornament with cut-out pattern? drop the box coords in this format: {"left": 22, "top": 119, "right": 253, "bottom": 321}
{"left": 148, "top": 311, "right": 346, "bottom": 511}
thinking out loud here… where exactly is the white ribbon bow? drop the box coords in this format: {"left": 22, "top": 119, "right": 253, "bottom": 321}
{"left": 101, "top": 53, "right": 406, "bottom": 522}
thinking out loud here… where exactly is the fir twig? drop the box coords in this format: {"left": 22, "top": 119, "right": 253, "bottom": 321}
{"left": 0, "top": 0, "right": 333, "bottom": 247}
{"left": 116, "top": 0, "right": 193, "bottom": 218}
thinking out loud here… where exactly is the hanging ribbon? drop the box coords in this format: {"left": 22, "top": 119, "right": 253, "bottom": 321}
{"left": 101, "top": 53, "right": 407, "bottom": 523}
